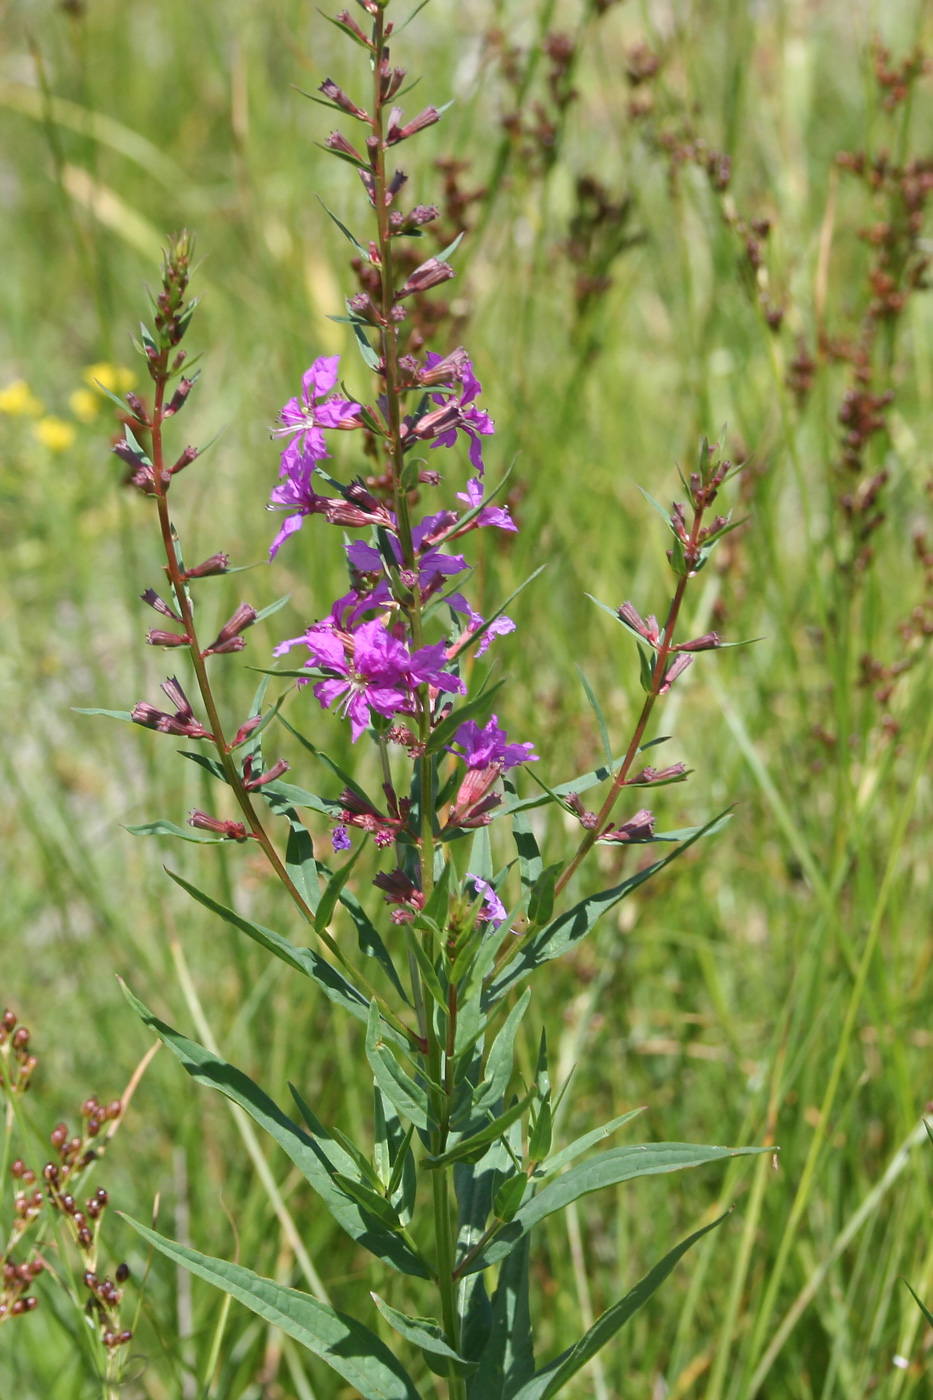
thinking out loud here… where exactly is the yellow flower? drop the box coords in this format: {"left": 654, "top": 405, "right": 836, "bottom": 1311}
{"left": 0, "top": 379, "right": 44, "bottom": 416}
{"left": 33, "top": 416, "right": 77, "bottom": 452}
{"left": 69, "top": 388, "right": 100, "bottom": 423}
{"left": 84, "top": 362, "right": 137, "bottom": 395}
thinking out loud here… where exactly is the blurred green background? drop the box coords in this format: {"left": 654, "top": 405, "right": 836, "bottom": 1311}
{"left": 2, "top": 0, "right": 933, "bottom": 1395}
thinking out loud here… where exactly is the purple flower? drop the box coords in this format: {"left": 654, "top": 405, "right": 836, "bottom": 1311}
{"left": 450, "top": 714, "right": 538, "bottom": 770}
{"left": 276, "top": 617, "right": 465, "bottom": 742}
{"left": 272, "top": 356, "right": 360, "bottom": 462}
{"left": 446, "top": 601, "right": 516, "bottom": 658}
{"left": 467, "top": 876, "right": 508, "bottom": 929}
{"left": 332, "top": 825, "right": 352, "bottom": 852}
{"left": 346, "top": 535, "right": 468, "bottom": 589}
{"left": 409, "top": 354, "right": 494, "bottom": 475}
{"left": 456, "top": 478, "right": 517, "bottom": 532}
{"left": 267, "top": 448, "right": 332, "bottom": 557}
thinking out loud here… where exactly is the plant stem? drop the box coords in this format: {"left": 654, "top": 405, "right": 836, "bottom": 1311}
{"left": 553, "top": 503, "right": 706, "bottom": 898}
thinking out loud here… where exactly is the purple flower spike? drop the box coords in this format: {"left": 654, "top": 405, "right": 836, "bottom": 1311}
{"left": 272, "top": 355, "right": 361, "bottom": 463}
{"left": 450, "top": 714, "right": 538, "bottom": 770}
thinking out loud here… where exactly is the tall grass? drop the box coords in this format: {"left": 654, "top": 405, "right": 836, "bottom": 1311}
{"left": 2, "top": 0, "right": 933, "bottom": 1395}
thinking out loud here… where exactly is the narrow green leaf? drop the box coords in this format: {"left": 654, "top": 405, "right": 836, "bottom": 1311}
{"left": 163, "top": 869, "right": 400, "bottom": 1036}
{"left": 467, "top": 1146, "right": 766, "bottom": 1273}
{"left": 340, "top": 889, "right": 409, "bottom": 1001}
{"left": 371, "top": 1294, "right": 478, "bottom": 1376}
{"left": 539, "top": 1108, "right": 644, "bottom": 1178}
{"left": 179, "top": 750, "right": 228, "bottom": 784}
{"left": 353, "top": 320, "right": 381, "bottom": 370}
{"left": 493, "top": 1173, "right": 528, "bottom": 1223}
{"left": 468, "top": 1128, "right": 534, "bottom": 1398}
{"left": 315, "top": 194, "right": 371, "bottom": 262}
{"left": 486, "top": 813, "right": 729, "bottom": 1002}
{"left": 638, "top": 642, "right": 656, "bottom": 693}
{"left": 511, "top": 1215, "right": 728, "bottom": 1400}
{"left": 468, "top": 825, "right": 493, "bottom": 884}
{"left": 501, "top": 754, "right": 628, "bottom": 818}
{"left": 120, "top": 1216, "right": 421, "bottom": 1399}
{"left": 333, "top": 1173, "right": 401, "bottom": 1230}
{"left": 905, "top": 1280, "right": 933, "bottom": 1329}
{"left": 72, "top": 706, "right": 134, "bottom": 722}
{"left": 315, "top": 839, "right": 366, "bottom": 934}
{"left": 527, "top": 865, "right": 561, "bottom": 929}
{"left": 277, "top": 715, "right": 373, "bottom": 805}
{"left": 504, "top": 776, "right": 542, "bottom": 900}
{"left": 436, "top": 227, "right": 464, "bottom": 263}
{"left": 120, "top": 985, "right": 428, "bottom": 1278}
{"left": 637, "top": 485, "right": 677, "bottom": 533}
{"left": 576, "top": 665, "right": 612, "bottom": 764}
{"left": 405, "top": 927, "right": 447, "bottom": 1007}
{"left": 252, "top": 594, "right": 291, "bottom": 626}
{"left": 425, "top": 1089, "right": 535, "bottom": 1169}
{"left": 124, "top": 819, "right": 227, "bottom": 844}
{"left": 365, "top": 1001, "right": 434, "bottom": 1132}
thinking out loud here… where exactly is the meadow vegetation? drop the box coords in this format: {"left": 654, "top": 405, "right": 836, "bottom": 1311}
{"left": 2, "top": 0, "right": 933, "bottom": 1396}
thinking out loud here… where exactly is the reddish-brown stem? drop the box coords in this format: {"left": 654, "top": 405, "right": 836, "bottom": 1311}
{"left": 552, "top": 503, "right": 708, "bottom": 899}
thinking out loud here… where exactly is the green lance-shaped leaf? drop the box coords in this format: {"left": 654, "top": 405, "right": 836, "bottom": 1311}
{"left": 455, "top": 1135, "right": 514, "bottom": 1360}
{"left": 576, "top": 664, "right": 612, "bottom": 764}
{"left": 905, "top": 1280, "right": 933, "bottom": 1329}
{"left": 371, "top": 1294, "right": 478, "bottom": 1378}
{"left": 528, "top": 1031, "right": 552, "bottom": 1161}
{"left": 365, "top": 1000, "right": 435, "bottom": 1132}
{"left": 315, "top": 838, "right": 366, "bottom": 934}
{"left": 120, "top": 984, "right": 429, "bottom": 1279}
{"left": 424, "top": 1088, "right": 536, "bottom": 1169}
{"left": 510, "top": 1214, "right": 728, "bottom": 1400}
{"left": 163, "top": 869, "right": 407, "bottom": 1039}
{"left": 465, "top": 1142, "right": 768, "bottom": 1274}
{"left": 486, "top": 813, "right": 729, "bottom": 1004}
{"left": 526, "top": 864, "right": 561, "bottom": 930}
{"left": 467, "top": 1120, "right": 534, "bottom": 1399}
{"left": 72, "top": 706, "right": 135, "bottom": 723}
{"left": 500, "top": 752, "right": 629, "bottom": 818}
{"left": 124, "top": 819, "right": 228, "bottom": 844}
{"left": 504, "top": 776, "right": 542, "bottom": 898}
{"left": 453, "top": 989, "right": 531, "bottom": 1133}
{"left": 538, "top": 1108, "right": 644, "bottom": 1179}
{"left": 340, "top": 888, "right": 410, "bottom": 1002}
{"left": 121, "top": 1216, "right": 421, "bottom": 1400}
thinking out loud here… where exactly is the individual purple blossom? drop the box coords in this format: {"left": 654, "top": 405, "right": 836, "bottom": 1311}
{"left": 467, "top": 876, "right": 508, "bottom": 929}
{"left": 346, "top": 536, "right": 468, "bottom": 592}
{"left": 456, "top": 478, "right": 517, "bottom": 532}
{"left": 272, "top": 356, "right": 361, "bottom": 465}
{"left": 277, "top": 617, "right": 464, "bottom": 742}
{"left": 409, "top": 353, "right": 494, "bottom": 475}
{"left": 332, "top": 825, "right": 352, "bottom": 852}
{"left": 449, "top": 714, "right": 538, "bottom": 770}
{"left": 268, "top": 452, "right": 396, "bottom": 559}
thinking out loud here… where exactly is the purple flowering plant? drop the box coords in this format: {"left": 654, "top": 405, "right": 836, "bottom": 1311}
{"left": 80, "top": 5, "right": 768, "bottom": 1395}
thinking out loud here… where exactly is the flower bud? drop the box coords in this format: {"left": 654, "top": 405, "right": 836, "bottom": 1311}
{"left": 182, "top": 552, "right": 229, "bottom": 579}
{"left": 188, "top": 811, "right": 250, "bottom": 841}
{"left": 146, "top": 629, "right": 191, "bottom": 648}
{"left": 398, "top": 257, "right": 456, "bottom": 298}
